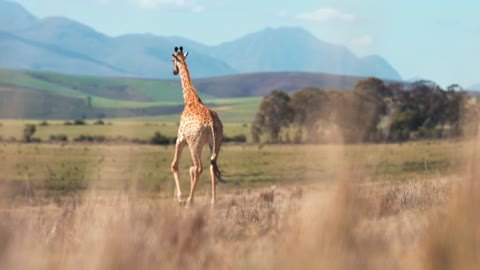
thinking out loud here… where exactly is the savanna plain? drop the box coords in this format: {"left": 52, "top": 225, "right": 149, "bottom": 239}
{"left": 0, "top": 120, "right": 479, "bottom": 270}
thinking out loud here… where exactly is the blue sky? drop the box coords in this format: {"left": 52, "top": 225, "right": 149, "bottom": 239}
{"left": 11, "top": 0, "right": 480, "bottom": 88}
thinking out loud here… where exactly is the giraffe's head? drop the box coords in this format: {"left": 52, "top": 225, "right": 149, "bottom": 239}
{"left": 172, "top": 46, "right": 189, "bottom": 76}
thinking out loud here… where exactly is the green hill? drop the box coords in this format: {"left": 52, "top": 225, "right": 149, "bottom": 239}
{"left": 195, "top": 71, "right": 364, "bottom": 98}
{"left": 0, "top": 69, "right": 201, "bottom": 102}
{"left": 0, "top": 69, "right": 261, "bottom": 122}
{"left": 0, "top": 69, "right": 375, "bottom": 122}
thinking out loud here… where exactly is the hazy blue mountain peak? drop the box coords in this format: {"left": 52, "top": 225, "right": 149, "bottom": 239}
{"left": 0, "top": 0, "right": 402, "bottom": 81}
{"left": 0, "top": 0, "right": 38, "bottom": 32}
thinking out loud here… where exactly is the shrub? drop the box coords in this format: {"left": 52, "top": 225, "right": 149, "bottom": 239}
{"left": 223, "top": 134, "right": 247, "bottom": 143}
{"left": 73, "top": 135, "right": 106, "bottom": 143}
{"left": 112, "top": 136, "right": 130, "bottom": 143}
{"left": 30, "top": 137, "right": 42, "bottom": 143}
{"left": 39, "top": 121, "right": 48, "bottom": 126}
{"left": 49, "top": 134, "right": 68, "bottom": 142}
{"left": 23, "top": 124, "right": 36, "bottom": 143}
{"left": 73, "top": 119, "right": 86, "bottom": 125}
{"left": 94, "top": 119, "right": 105, "bottom": 125}
{"left": 150, "top": 132, "right": 175, "bottom": 145}
{"left": 64, "top": 121, "right": 73, "bottom": 126}
{"left": 131, "top": 138, "right": 148, "bottom": 144}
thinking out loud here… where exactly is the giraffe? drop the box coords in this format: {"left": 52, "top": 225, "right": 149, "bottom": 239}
{"left": 170, "top": 46, "right": 224, "bottom": 207}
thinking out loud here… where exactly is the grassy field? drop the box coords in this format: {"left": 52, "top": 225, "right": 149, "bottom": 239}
{"left": 0, "top": 119, "right": 253, "bottom": 141}
{"left": 0, "top": 138, "right": 479, "bottom": 269}
{"left": 0, "top": 110, "right": 479, "bottom": 270}
{"left": 0, "top": 178, "right": 478, "bottom": 270}
{"left": 0, "top": 139, "right": 474, "bottom": 197}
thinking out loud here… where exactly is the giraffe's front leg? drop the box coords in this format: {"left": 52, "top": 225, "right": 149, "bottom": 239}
{"left": 186, "top": 161, "right": 203, "bottom": 209}
{"left": 185, "top": 166, "right": 196, "bottom": 209}
{"left": 171, "top": 161, "right": 184, "bottom": 204}
{"left": 171, "top": 139, "right": 186, "bottom": 205}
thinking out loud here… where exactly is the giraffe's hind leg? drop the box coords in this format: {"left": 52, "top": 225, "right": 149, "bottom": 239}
{"left": 209, "top": 164, "right": 216, "bottom": 206}
{"left": 186, "top": 144, "right": 203, "bottom": 208}
{"left": 208, "top": 142, "right": 216, "bottom": 206}
{"left": 171, "top": 139, "right": 186, "bottom": 204}
{"left": 209, "top": 127, "right": 223, "bottom": 206}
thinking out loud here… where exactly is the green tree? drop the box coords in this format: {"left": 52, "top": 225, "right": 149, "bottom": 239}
{"left": 251, "top": 113, "right": 265, "bottom": 143}
{"left": 335, "top": 78, "right": 387, "bottom": 143}
{"left": 23, "top": 124, "right": 36, "bottom": 143}
{"left": 354, "top": 77, "right": 392, "bottom": 98}
{"left": 386, "top": 80, "right": 469, "bottom": 141}
{"left": 290, "top": 87, "right": 331, "bottom": 142}
{"left": 251, "top": 90, "right": 292, "bottom": 143}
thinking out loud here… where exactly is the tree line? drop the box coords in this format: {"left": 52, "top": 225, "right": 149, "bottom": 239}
{"left": 251, "top": 78, "right": 479, "bottom": 144}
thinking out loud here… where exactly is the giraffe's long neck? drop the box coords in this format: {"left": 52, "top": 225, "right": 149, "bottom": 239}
{"left": 178, "top": 61, "right": 202, "bottom": 105}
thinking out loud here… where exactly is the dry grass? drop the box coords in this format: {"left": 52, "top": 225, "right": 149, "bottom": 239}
{"left": 0, "top": 174, "right": 478, "bottom": 270}
{"left": 1, "top": 125, "right": 479, "bottom": 269}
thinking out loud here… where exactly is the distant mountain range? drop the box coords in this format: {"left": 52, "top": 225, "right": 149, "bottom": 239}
{"left": 0, "top": 0, "right": 402, "bottom": 81}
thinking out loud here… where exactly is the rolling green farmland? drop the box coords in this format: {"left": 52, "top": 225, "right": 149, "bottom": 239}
{"left": 0, "top": 70, "right": 262, "bottom": 122}
{"left": 0, "top": 70, "right": 188, "bottom": 103}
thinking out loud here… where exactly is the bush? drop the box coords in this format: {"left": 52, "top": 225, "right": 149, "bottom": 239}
{"left": 23, "top": 124, "right": 36, "bottom": 143}
{"left": 131, "top": 138, "right": 148, "bottom": 144}
{"left": 73, "top": 135, "right": 106, "bottom": 143}
{"left": 73, "top": 119, "right": 86, "bottom": 125}
{"left": 49, "top": 134, "right": 68, "bottom": 142}
{"left": 150, "top": 132, "right": 175, "bottom": 145}
{"left": 93, "top": 119, "right": 105, "bottom": 125}
{"left": 64, "top": 121, "right": 73, "bottom": 126}
{"left": 39, "top": 121, "right": 48, "bottom": 126}
{"left": 30, "top": 137, "right": 42, "bottom": 143}
{"left": 223, "top": 134, "right": 247, "bottom": 143}
{"left": 112, "top": 136, "right": 130, "bottom": 143}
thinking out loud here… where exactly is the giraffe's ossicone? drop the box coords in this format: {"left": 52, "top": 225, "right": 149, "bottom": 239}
{"left": 170, "top": 46, "right": 224, "bottom": 208}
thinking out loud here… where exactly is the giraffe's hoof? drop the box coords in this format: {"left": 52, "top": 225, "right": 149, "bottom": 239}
{"left": 185, "top": 200, "right": 194, "bottom": 209}
{"left": 177, "top": 199, "right": 186, "bottom": 206}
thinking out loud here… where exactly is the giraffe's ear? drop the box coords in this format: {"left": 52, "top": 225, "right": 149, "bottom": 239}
{"left": 172, "top": 54, "right": 180, "bottom": 61}
{"left": 184, "top": 52, "right": 189, "bottom": 59}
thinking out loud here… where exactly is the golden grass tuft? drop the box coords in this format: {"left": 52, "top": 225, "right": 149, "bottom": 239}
{"left": 0, "top": 175, "right": 478, "bottom": 270}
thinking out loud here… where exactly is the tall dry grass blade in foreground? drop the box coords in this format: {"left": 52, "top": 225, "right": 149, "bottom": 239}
{"left": 0, "top": 174, "right": 478, "bottom": 270}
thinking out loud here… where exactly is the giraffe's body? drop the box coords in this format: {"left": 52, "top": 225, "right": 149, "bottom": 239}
{"left": 170, "top": 46, "right": 223, "bottom": 207}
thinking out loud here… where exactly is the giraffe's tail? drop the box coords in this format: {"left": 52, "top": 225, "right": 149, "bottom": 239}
{"left": 211, "top": 159, "right": 226, "bottom": 183}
